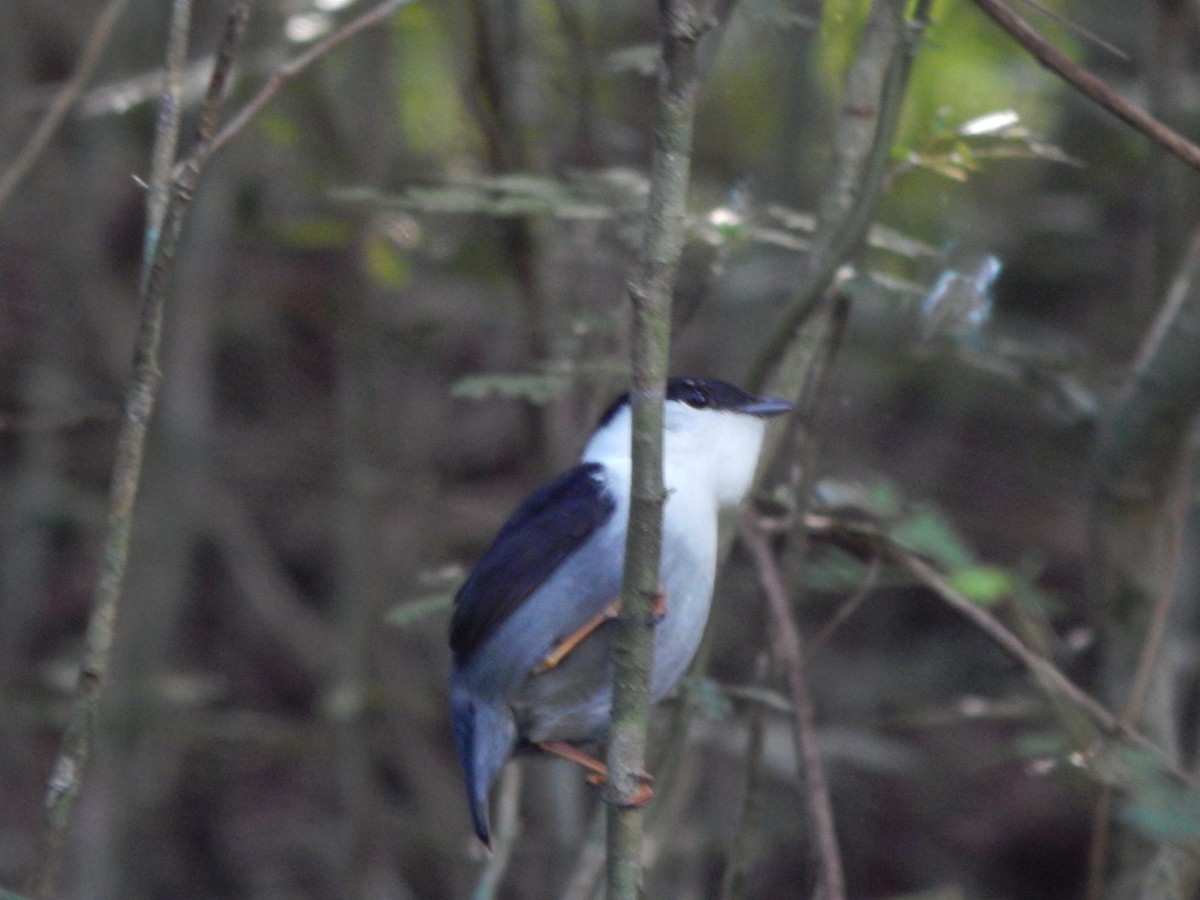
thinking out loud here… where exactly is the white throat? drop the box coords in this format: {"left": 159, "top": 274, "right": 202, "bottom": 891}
{"left": 582, "top": 402, "right": 767, "bottom": 510}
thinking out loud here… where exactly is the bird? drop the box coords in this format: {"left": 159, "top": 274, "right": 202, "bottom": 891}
{"left": 449, "top": 376, "right": 792, "bottom": 847}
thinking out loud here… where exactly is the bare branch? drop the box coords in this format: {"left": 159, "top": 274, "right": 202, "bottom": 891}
{"left": 199, "top": 0, "right": 415, "bottom": 165}
{"left": 969, "top": 0, "right": 1200, "bottom": 171}
{"left": 605, "top": 0, "right": 708, "bottom": 895}
{"left": 26, "top": 3, "right": 251, "bottom": 895}
{"left": 749, "top": 0, "right": 923, "bottom": 391}
{"left": 0, "top": 0, "right": 131, "bottom": 212}
{"left": 740, "top": 517, "right": 846, "bottom": 900}
{"left": 806, "top": 513, "right": 1194, "bottom": 787}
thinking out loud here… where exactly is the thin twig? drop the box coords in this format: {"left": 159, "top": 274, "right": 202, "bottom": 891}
{"left": 144, "top": 0, "right": 193, "bottom": 257}
{"left": 741, "top": 518, "right": 846, "bottom": 900}
{"left": 807, "top": 513, "right": 1194, "bottom": 786}
{"left": 893, "top": 542, "right": 1160, "bottom": 756}
{"left": 199, "top": 0, "right": 414, "bottom": 165}
{"left": 968, "top": 0, "right": 1200, "bottom": 171}
{"left": 0, "top": 0, "right": 131, "bottom": 212}
{"left": 758, "top": 293, "right": 850, "bottom": 899}
{"left": 1012, "top": 0, "right": 1129, "bottom": 61}
{"left": 813, "top": 553, "right": 881, "bottom": 648}
{"left": 26, "top": 4, "right": 252, "bottom": 896}
{"left": 1085, "top": 450, "right": 1193, "bottom": 900}
{"left": 1121, "top": 227, "right": 1200, "bottom": 422}
{"left": 1083, "top": 224, "right": 1200, "bottom": 899}
{"left": 1084, "top": 788, "right": 1115, "bottom": 900}
{"left": 1124, "top": 453, "right": 1191, "bottom": 729}
{"left": 748, "top": 0, "right": 924, "bottom": 391}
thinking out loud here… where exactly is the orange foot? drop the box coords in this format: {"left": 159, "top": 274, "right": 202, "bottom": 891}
{"left": 649, "top": 587, "right": 667, "bottom": 625}
{"left": 536, "top": 741, "right": 654, "bottom": 806}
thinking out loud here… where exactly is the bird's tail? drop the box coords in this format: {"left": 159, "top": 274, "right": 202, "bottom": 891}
{"left": 451, "top": 687, "right": 517, "bottom": 848}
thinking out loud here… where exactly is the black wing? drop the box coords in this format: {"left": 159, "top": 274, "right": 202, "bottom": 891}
{"left": 450, "top": 462, "right": 616, "bottom": 665}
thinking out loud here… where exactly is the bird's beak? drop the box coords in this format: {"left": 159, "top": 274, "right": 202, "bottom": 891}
{"left": 740, "top": 396, "right": 793, "bottom": 417}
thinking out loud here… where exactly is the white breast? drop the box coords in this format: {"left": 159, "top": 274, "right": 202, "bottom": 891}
{"left": 584, "top": 454, "right": 717, "bottom": 698}
{"left": 581, "top": 400, "right": 768, "bottom": 696}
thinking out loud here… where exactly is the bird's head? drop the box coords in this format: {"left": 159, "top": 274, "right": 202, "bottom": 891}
{"left": 584, "top": 377, "right": 792, "bottom": 506}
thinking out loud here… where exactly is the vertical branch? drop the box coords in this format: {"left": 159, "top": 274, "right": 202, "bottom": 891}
{"left": 26, "top": 4, "right": 253, "bottom": 897}
{"left": 740, "top": 520, "right": 845, "bottom": 900}
{"left": 604, "top": 0, "right": 706, "bottom": 896}
{"left": 748, "top": 0, "right": 924, "bottom": 392}
{"left": 466, "top": 0, "right": 567, "bottom": 472}
{"left": 1091, "top": 226, "right": 1200, "bottom": 899}
{"left": 1085, "top": 453, "right": 1191, "bottom": 900}
{"left": 736, "top": 297, "right": 850, "bottom": 900}
{"left": 141, "top": 0, "right": 193, "bottom": 279}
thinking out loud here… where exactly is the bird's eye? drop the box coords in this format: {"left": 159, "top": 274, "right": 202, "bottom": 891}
{"left": 684, "top": 385, "right": 712, "bottom": 408}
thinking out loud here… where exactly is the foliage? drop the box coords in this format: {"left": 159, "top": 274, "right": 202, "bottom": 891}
{"left": 818, "top": 0, "right": 1073, "bottom": 142}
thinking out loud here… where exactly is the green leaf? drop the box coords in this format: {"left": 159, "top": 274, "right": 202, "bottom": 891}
{"left": 393, "top": 3, "right": 481, "bottom": 160}
{"left": 336, "top": 177, "right": 604, "bottom": 219}
{"left": 1116, "top": 748, "right": 1200, "bottom": 841}
{"left": 889, "top": 507, "right": 975, "bottom": 571}
{"left": 805, "top": 544, "right": 873, "bottom": 592}
{"left": 947, "top": 564, "right": 1015, "bottom": 607}
{"left": 363, "top": 231, "right": 410, "bottom": 288}
{"left": 900, "top": 116, "right": 1080, "bottom": 183}
{"left": 334, "top": 170, "right": 648, "bottom": 224}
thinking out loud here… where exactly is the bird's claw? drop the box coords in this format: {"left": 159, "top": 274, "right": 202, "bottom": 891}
{"left": 647, "top": 588, "right": 667, "bottom": 626}
{"left": 602, "top": 772, "right": 655, "bottom": 808}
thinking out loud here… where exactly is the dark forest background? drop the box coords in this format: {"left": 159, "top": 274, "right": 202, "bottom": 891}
{"left": 4, "top": 0, "right": 1200, "bottom": 897}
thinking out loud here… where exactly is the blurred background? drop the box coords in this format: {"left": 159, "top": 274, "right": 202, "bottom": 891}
{"left": 2, "top": 0, "right": 1199, "bottom": 897}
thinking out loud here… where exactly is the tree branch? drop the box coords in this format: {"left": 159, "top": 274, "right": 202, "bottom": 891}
{"left": 748, "top": 0, "right": 924, "bottom": 391}
{"left": 740, "top": 518, "right": 846, "bottom": 900}
{"left": 1089, "top": 226, "right": 1200, "bottom": 899}
{"left": 604, "top": 0, "right": 707, "bottom": 895}
{"left": 0, "top": 0, "right": 131, "bottom": 213}
{"left": 26, "top": 4, "right": 251, "bottom": 896}
{"left": 804, "top": 513, "right": 1195, "bottom": 789}
{"left": 199, "top": 0, "right": 415, "bottom": 165}
{"left": 968, "top": 0, "right": 1200, "bottom": 171}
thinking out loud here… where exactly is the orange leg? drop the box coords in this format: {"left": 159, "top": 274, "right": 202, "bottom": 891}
{"left": 534, "top": 599, "right": 621, "bottom": 674}
{"left": 536, "top": 741, "right": 654, "bottom": 806}
{"left": 537, "top": 740, "right": 609, "bottom": 782}
{"left": 535, "top": 588, "right": 668, "bottom": 675}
